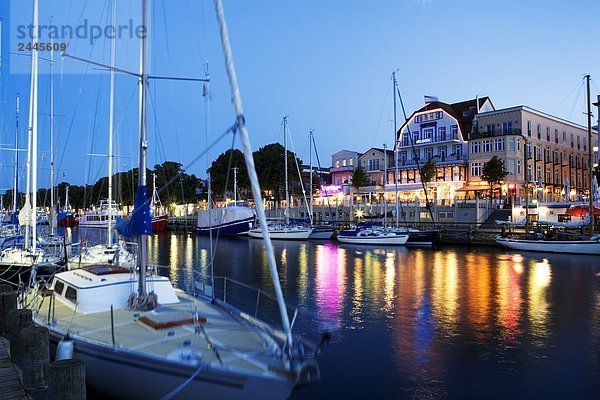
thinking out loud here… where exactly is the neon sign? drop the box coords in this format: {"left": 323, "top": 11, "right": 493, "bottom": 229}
{"left": 320, "top": 185, "right": 342, "bottom": 194}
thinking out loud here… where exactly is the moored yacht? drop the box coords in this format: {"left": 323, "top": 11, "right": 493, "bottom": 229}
{"left": 79, "top": 199, "right": 123, "bottom": 228}
{"left": 337, "top": 227, "right": 409, "bottom": 245}
{"left": 197, "top": 200, "right": 255, "bottom": 236}
{"left": 248, "top": 221, "right": 313, "bottom": 240}
{"left": 197, "top": 167, "right": 255, "bottom": 236}
{"left": 495, "top": 235, "right": 600, "bottom": 255}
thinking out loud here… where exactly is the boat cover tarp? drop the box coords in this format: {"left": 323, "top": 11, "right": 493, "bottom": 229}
{"left": 116, "top": 186, "right": 152, "bottom": 236}
{"left": 197, "top": 206, "right": 254, "bottom": 228}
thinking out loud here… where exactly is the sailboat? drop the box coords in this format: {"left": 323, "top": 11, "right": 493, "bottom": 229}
{"left": 2, "top": 95, "right": 22, "bottom": 227}
{"left": 68, "top": 7, "right": 133, "bottom": 268}
{"left": 340, "top": 71, "right": 438, "bottom": 246}
{"left": 495, "top": 75, "right": 599, "bottom": 255}
{"left": 248, "top": 116, "right": 313, "bottom": 240}
{"left": 306, "top": 129, "right": 335, "bottom": 240}
{"left": 196, "top": 167, "right": 255, "bottom": 236}
{"left": 0, "top": 5, "right": 63, "bottom": 282}
{"left": 150, "top": 173, "right": 169, "bottom": 233}
{"left": 56, "top": 186, "right": 78, "bottom": 227}
{"left": 28, "top": 2, "right": 321, "bottom": 399}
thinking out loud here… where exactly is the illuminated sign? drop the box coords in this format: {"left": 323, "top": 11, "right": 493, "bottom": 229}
{"left": 415, "top": 138, "right": 431, "bottom": 144}
{"left": 508, "top": 183, "right": 516, "bottom": 189}
{"left": 320, "top": 185, "right": 342, "bottom": 194}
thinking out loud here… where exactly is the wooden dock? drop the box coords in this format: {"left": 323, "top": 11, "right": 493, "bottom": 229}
{"left": 167, "top": 216, "right": 196, "bottom": 233}
{"left": 0, "top": 338, "right": 29, "bottom": 400}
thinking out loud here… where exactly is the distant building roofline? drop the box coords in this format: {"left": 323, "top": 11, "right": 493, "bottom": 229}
{"left": 476, "top": 105, "right": 598, "bottom": 133}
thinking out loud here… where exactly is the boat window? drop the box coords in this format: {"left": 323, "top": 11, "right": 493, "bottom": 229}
{"left": 64, "top": 286, "right": 77, "bottom": 303}
{"left": 54, "top": 280, "right": 65, "bottom": 295}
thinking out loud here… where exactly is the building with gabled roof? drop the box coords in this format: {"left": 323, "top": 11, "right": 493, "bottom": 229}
{"left": 392, "top": 97, "right": 495, "bottom": 202}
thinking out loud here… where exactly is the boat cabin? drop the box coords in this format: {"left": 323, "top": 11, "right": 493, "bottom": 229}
{"left": 51, "top": 265, "right": 179, "bottom": 313}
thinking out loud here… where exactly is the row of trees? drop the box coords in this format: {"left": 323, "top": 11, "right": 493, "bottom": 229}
{"left": 209, "top": 143, "right": 303, "bottom": 201}
{"left": 4, "top": 161, "right": 204, "bottom": 211}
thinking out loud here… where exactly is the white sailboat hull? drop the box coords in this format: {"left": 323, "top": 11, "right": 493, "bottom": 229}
{"left": 45, "top": 322, "right": 292, "bottom": 400}
{"left": 308, "top": 228, "right": 335, "bottom": 240}
{"left": 495, "top": 237, "right": 600, "bottom": 255}
{"left": 248, "top": 227, "right": 313, "bottom": 240}
{"left": 337, "top": 234, "right": 409, "bottom": 245}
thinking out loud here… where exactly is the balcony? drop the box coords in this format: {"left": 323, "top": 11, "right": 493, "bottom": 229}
{"left": 330, "top": 166, "right": 354, "bottom": 173}
{"left": 398, "top": 136, "right": 461, "bottom": 149}
{"left": 468, "top": 128, "right": 523, "bottom": 140}
{"left": 393, "top": 154, "right": 467, "bottom": 168}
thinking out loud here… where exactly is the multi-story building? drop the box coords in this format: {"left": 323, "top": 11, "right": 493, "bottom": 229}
{"left": 469, "top": 105, "right": 598, "bottom": 202}
{"left": 359, "top": 147, "right": 394, "bottom": 186}
{"left": 330, "top": 150, "right": 361, "bottom": 185}
{"left": 394, "top": 97, "right": 494, "bottom": 202}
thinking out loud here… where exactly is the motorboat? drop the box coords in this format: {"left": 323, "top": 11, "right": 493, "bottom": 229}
{"left": 337, "top": 227, "right": 409, "bottom": 245}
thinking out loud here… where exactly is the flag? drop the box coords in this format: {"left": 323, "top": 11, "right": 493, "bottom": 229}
{"left": 424, "top": 95, "right": 438, "bottom": 104}
{"left": 202, "top": 84, "right": 208, "bottom": 97}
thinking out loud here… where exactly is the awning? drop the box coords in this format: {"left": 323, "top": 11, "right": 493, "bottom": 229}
{"left": 456, "top": 185, "right": 489, "bottom": 192}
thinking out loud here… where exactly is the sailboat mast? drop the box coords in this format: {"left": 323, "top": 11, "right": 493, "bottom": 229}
{"left": 13, "top": 94, "right": 19, "bottom": 214}
{"left": 233, "top": 167, "right": 237, "bottom": 203}
{"left": 65, "top": 186, "right": 70, "bottom": 211}
{"left": 107, "top": 0, "right": 116, "bottom": 246}
{"left": 284, "top": 116, "right": 289, "bottom": 226}
{"left": 585, "top": 74, "right": 594, "bottom": 234}
{"left": 50, "top": 30, "right": 56, "bottom": 235}
{"left": 214, "top": 0, "right": 294, "bottom": 349}
{"left": 31, "top": 0, "right": 39, "bottom": 253}
{"left": 309, "top": 129, "right": 313, "bottom": 220}
{"left": 393, "top": 71, "right": 399, "bottom": 228}
{"left": 383, "top": 142, "right": 387, "bottom": 226}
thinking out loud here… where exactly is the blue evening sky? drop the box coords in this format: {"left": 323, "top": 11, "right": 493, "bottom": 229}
{"left": 0, "top": 0, "right": 599, "bottom": 191}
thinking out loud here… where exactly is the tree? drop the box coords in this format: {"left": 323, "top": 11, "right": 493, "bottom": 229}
{"left": 351, "top": 165, "right": 370, "bottom": 190}
{"left": 419, "top": 158, "right": 437, "bottom": 221}
{"left": 209, "top": 149, "right": 249, "bottom": 198}
{"left": 419, "top": 159, "right": 436, "bottom": 186}
{"left": 252, "top": 143, "right": 302, "bottom": 203}
{"left": 481, "top": 156, "right": 508, "bottom": 206}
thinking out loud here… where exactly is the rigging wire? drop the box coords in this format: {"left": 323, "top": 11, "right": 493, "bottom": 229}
{"left": 566, "top": 77, "right": 585, "bottom": 122}
{"left": 396, "top": 84, "right": 435, "bottom": 223}
{"left": 286, "top": 123, "right": 311, "bottom": 222}
{"left": 551, "top": 77, "right": 586, "bottom": 117}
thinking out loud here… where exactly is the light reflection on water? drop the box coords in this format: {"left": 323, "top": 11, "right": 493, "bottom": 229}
{"left": 105, "top": 230, "right": 599, "bottom": 399}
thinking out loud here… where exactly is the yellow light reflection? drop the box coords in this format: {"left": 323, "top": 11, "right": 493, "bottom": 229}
{"left": 297, "top": 244, "right": 308, "bottom": 304}
{"left": 431, "top": 252, "right": 459, "bottom": 335}
{"left": 528, "top": 259, "right": 551, "bottom": 343}
{"left": 351, "top": 256, "right": 364, "bottom": 325}
{"left": 383, "top": 254, "right": 396, "bottom": 314}
{"left": 497, "top": 259, "right": 522, "bottom": 342}
{"left": 465, "top": 254, "right": 491, "bottom": 331}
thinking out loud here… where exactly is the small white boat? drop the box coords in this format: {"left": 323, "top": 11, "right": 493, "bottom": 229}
{"left": 79, "top": 199, "right": 123, "bottom": 228}
{"left": 495, "top": 236, "right": 600, "bottom": 255}
{"left": 68, "top": 241, "right": 135, "bottom": 270}
{"left": 308, "top": 225, "right": 335, "bottom": 240}
{"left": 337, "top": 228, "right": 409, "bottom": 245}
{"left": 248, "top": 224, "right": 313, "bottom": 240}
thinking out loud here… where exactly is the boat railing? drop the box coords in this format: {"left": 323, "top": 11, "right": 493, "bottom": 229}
{"left": 190, "top": 271, "right": 301, "bottom": 335}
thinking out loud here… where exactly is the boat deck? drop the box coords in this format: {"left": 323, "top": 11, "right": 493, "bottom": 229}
{"left": 30, "top": 290, "right": 286, "bottom": 377}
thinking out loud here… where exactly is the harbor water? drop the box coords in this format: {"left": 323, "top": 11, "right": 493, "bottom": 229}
{"left": 84, "top": 229, "right": 600, "bottom": 399}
